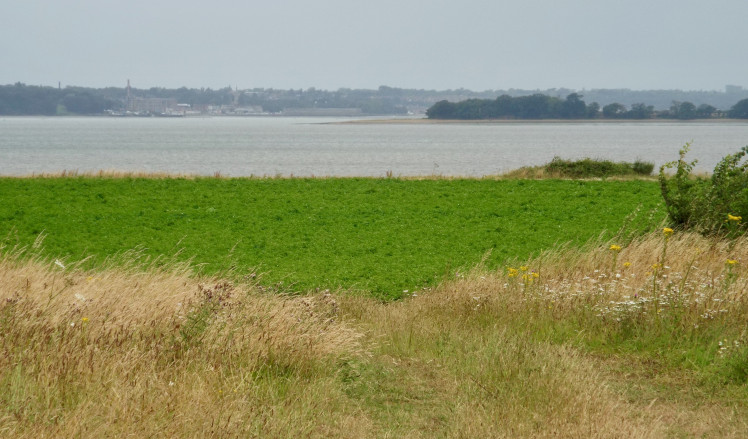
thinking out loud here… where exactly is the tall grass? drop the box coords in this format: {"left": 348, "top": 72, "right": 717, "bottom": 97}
{"left": 1, "top": 231, "right": 746, "bottom": 437}
{"left": 0, "top": 245, "right": 365, "bottom": 437}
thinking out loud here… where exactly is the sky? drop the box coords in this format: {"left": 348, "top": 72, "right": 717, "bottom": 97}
{"left": 2, "top": 0, "right": 748, "bottom": 92}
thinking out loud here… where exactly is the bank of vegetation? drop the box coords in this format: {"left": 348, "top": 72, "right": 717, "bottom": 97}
{"left": 426, "top": 92, "right": 748, "bottom": 120}
{"left": 504, "top": 157, "right": 655, "bottom": 179}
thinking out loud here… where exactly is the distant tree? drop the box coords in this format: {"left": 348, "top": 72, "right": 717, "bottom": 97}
{"left": 728, "top": 98, "right": 748, "bottom": 118}
{"left": 559, "top": 93, "right": 587, "bottom": 118}
{"left": 586, "top": 102, "right": 600, "bottom": 118}
{"left": 513, "top": 94, "right": 556, "bottom": 119}
{"left": 627, "top": 102, "right": 654, "bottom": 119}
{"left": 490, "top": 94, "right": 513, "bottom": 117}
{"left": 460, "top": 98, "right": 496, "bottom": 119}
{"left": 602, "top": 103, "right": 627, "bottom": 118}
{"left": 0, "top": 83, "right": 60, "bottom": 115}
{"left": 61, "top": 91, "right": 114, "bottom": 114}
{"left": 670, "top": 101, "right": 697, "bottom": 119}
{"left": 696, "top": 104, "right": 716, "bottom": 118}
{"left": 426, "top": 100, "right": 457, "bottom": 119}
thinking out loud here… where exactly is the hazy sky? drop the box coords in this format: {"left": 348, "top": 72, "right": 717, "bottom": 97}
{"left": 2, "top": 0, "right": 747, "bottom": 91}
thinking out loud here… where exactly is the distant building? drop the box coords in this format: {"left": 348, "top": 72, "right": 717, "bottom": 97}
{"left": 125, "top": 97, "right": 177, "bottom": 114}
{"left": 124, "top": 79, "right": 178, "bottom": 114}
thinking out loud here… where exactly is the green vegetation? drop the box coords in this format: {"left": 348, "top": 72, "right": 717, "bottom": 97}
{"left": 659, "top": 143, "right": 747, "bottom": 234}
{"left": 426, "top": 93, "right": 748, "bottom": 120}
{"left": 0, "top": 177, "right": 663, "bottom": 299}
{"left": 0, "top": 83, "right": 120, "bottom": 115}
{"left": 545, "top": 157, "right": 654, "bottom": 178}
{"left": 729, "top": 97, "right": 748, "bottom": 118}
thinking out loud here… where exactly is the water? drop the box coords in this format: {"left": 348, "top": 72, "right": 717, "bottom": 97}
{"left": 1, "top": 116, "right": 747, "bottom": 177}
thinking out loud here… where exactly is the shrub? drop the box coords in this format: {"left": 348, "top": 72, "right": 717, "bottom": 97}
{"left": 544, "top": 157, "right": 655, "bottom": 178}
{"left": 632, "top": 160, "right": 655, "bottom": 176}
{"left": 659, "top": 143, "right": 747, "bottom": 234}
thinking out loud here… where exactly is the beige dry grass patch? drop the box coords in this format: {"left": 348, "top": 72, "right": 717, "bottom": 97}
{"left": 0, "top": 247, "right": 367, "bottom": 437}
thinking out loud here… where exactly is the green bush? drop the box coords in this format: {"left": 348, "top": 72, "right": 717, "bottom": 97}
{"left": 632, "top": 160, "right": 655, "bottom": 175}
{"left": 545, "top": 157, "right": 655, "bottom": 178}
{"left": 659, "top": 143, "right": 747, "bottom": 234}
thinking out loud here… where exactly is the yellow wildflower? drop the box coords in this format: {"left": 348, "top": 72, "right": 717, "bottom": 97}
{"left": 663, "top": 227, "right": 674, "bottom": 236}
{"left": 532, "top": 272, "right": 539, "bottom": 278}
{"left": 727, "top": 259, "right": 738, "bottom": 266}
{"left": 727, "top": 214, "right": 742, "bottom": 222}
{"left": 609, "top": 244, "right": 622, "bottom": 252}
{"left": 81, "top": 317, "right": 89, "bottom": 323}
{"left": 520, "top": 266, "right": 528, "bottom": 271}
{"left": 623, "top": 262, "right": 631, "bottom": 268}
{"left": 507, "top": 267, "right": 519, "bottom": 277}
{"left": 651, "top": 263, "right": 662, "bottom": 270}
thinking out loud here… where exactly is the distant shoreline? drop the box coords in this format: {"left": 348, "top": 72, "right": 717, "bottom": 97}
{"left": 332, "top": 117, "right": 748, "bottom": 125}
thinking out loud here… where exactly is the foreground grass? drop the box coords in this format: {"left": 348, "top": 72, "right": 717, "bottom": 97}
{"left": 0, "top": 177, "right": 662, "bottom": 299}
{"left": 1, "top": 231, "right": 746, "bottom": 437}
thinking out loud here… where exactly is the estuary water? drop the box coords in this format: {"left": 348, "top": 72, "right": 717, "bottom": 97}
{"left": 1, "top": 116, "right": 747, "bottom": 177}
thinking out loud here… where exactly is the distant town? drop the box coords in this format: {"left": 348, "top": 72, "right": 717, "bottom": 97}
{"left": 2, "top": 81, "right": 748, "bottom": 118}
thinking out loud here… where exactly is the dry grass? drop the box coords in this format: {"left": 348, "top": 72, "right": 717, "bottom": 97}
{"left": 0, "top": 246, "right": 366, "bottom": 437}
{"left": 1, "top": 231, "right": 747, "bottom": 437}
{"left": 12, "top": 169, "right": 210, "bottom": 179}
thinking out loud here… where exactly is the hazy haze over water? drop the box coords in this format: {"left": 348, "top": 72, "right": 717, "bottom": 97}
{"left": 2, "top": 117, "right": 746, "bottom": 177}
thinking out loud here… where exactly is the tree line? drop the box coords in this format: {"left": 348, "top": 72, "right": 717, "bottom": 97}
{"left": 426, "top": 93, "right": 748, "bottom": 120}
{"left": 0, "top": 83, "right": 122, "bottom": 115}
{"left": 4, "top": 82, "right": 748, "bottom": 118}
{"left": 0, "top": 83, "right": 408, "bottom": 116}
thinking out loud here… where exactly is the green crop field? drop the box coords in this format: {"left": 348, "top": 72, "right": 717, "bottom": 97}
{"left": 0, "top": 177, "right": 663, "bottom": 299}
